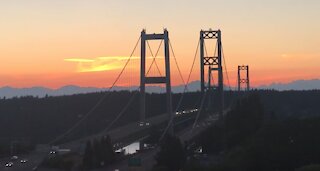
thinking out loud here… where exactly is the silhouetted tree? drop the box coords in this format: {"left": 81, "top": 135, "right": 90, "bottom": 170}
{"left": 145, "top": 125, "right": 161, "bottom": 144}
{"left": 154, "top": 135, "right": 186, "bottom": 171}
{"left": 0, "top": 90, "right": 202, "bottom": 146}
{"left": 296, "top": 164, "right": 320, "bottom": 171}
{"left": 92, "top": 138, "right": 103, "bottom": 167}
{"left": 1, "top": 89, "right": 320, "bottom": 157}
{"left": 224, "top": 93, "right": 264, "bottom": 148}
{"left": 100, "top": 135, "right": 115, "bottom": 165}
{"left": 198, "top": 124, "right": 224, "bottom": 154}
{"left": 82, "top": 140, "right": 93, "bottom": 170}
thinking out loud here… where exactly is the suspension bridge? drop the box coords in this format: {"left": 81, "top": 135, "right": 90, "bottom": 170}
{"left": 6, "top": 28, "right": 251, "bottom": 171}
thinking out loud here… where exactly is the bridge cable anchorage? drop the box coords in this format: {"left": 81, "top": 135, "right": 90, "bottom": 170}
{"left": 146, "top": 40, "right": 163, "bottom": 76}
{"left": 169, "top": 39, "right": 186, "bottom": 86}
{"left": 47, "top": 36, "right": 141, "bottom": 145}
{"left": 159, "top": 39, "right": 200, "bottom": 141}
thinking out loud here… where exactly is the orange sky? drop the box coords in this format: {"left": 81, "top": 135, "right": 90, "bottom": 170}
{"left": 0, "top": 0, "right": 320, "bottom": 88}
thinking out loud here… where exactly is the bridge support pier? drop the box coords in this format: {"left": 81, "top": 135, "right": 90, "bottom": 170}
{"left": 200, "top": 29, "right": 224, "bottom": 120}
{"left": 140, "top": 29, "right": 174, "bottom": 135}
{"left": 237, "top": 65, "right": 250, "bottom": 91}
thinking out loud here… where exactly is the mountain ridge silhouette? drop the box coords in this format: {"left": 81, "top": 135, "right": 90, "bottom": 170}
{"left": 0, "top": 79, "right": 319, "bottom": 98}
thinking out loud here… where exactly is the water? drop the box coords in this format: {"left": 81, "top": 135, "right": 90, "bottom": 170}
{"left": 115, "top": 142, "right": 140, "bottom": 155}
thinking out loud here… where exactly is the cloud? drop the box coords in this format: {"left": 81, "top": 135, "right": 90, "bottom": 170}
{"left": 65, "top": 56, "right": 129, "bottom": 72}
{"left": 78, "top": 63, "right": 120, "bottom": 72}
{"left": 97, "top": 56, "right": 157, "bottom": 60}
{"left": 280, "top": 53, "right": 319, "bottom": 60}
{"left": 65, "top": 56, "right": 162, "bottom": 72}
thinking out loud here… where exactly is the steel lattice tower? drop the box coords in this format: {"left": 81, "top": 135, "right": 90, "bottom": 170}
{"left": 237, "top": 65, "right": 250, "bottom": 91}
{"left": 140, "top": 29, "right": 174, "bottom": 135}
{"left": 200, "top": 29, "right": 224, "bottom": 119}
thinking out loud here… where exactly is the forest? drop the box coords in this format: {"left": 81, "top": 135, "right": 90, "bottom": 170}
{"left": 0, "top": 89, "right": 320, "bottom": 159}
{"left": 183, "top": 92, "right": 320, "bottom": 171}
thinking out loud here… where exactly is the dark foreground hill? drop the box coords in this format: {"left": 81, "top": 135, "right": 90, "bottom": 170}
{"left": 0, "top": 90, "right": 319, "bottom": 157}
{"left": 185, "top": 93, "right": 320, "bottom": 171}
{"left": 0, "top": 91, "right": 201, "bottom": 144}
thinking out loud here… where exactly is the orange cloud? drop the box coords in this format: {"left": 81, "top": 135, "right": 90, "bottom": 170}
{"left": 64, "top": 56, "right": 134, "bottom": 72}
{"left": 65, "top": 56, "right": 162, "bottom": 73}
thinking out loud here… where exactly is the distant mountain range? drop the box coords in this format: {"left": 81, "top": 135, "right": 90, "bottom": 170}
{"left": 0, "top": 81, "right": 201, "bottom": 99}
{"left": 258, "top": 79, "right": 320, "bottom": 91}
{"left": 0, "top": 79, "right": 319, "bottom": 99}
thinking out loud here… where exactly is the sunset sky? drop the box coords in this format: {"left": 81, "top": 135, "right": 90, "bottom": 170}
{"left": 1, "top": 0, "right": 319, "bottom": 88}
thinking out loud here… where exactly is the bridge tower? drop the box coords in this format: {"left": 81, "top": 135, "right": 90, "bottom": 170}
{"left": 237, "top": 65, "right": 250, "bottom": 91}
{"left": 200, "top": 29, "right": 224, "bottom": 119}
{"left": 140, "top": 29, "right": 174, "bottom": 135}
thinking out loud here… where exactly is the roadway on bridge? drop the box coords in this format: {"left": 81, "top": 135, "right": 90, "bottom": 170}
{"left": 101, "top": 113, "right": 220, "bottom": 171}
{"left": 0, "top": 109, "right": 197, "bottom": 171}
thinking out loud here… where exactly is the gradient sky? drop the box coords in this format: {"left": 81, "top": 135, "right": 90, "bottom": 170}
{"left": 1, "top": 0, "right": 319, "bottom": 88}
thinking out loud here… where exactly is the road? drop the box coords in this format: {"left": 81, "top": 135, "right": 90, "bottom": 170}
{"left": 60, "top": 109, "right": 198, "bottom": 151}
{"left": 0, "top": 109, "right": 198, "bottom": 171}
{"left": 0, "top": 151, "right": 46, "bottom": 171}
{"left": 99, "top": 112, "right": 221, "bottom": 171}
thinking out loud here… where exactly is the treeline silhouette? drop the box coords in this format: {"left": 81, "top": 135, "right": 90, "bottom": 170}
{"left": 186, "top": 93, "right": 320, "bottom": 171}
{"left": 0, "top": 89, "right": 320, "bottom": 157}
{"left": 0, "top": 91, "right": 200, "bottom": 155}
{"left": 82, "top": 135, "right": 115, "bottom": 170}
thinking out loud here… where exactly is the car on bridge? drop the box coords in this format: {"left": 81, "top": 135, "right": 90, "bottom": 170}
{"left": 20, "top": 159, "right": 28, "bottom": 163}
{"left": 139, "top": 121, "right": 150, "bottom": 126}
{"left": 5, "top": 162, "right": 13, "bottom": 167}
{"left": 50, "top": 150, "right": 57, "bottom": 154}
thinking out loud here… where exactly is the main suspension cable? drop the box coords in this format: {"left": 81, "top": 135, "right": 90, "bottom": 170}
{"left": 48, "top": 36, "right": 141, "bottom": 145}
{"left": 160, "top": 39, "right": 200, "bottom": 140}
{"left": 190, "top": 90, "right": 208, "bottom": 134}
{"left": 222, "top": 43, "right": 232, "bottom": 91}
{"left": 101, "top": 39, "right": 170, "bottom": 135}
{"left": 169, "top": 40, "right": 186, "bottom": 85}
